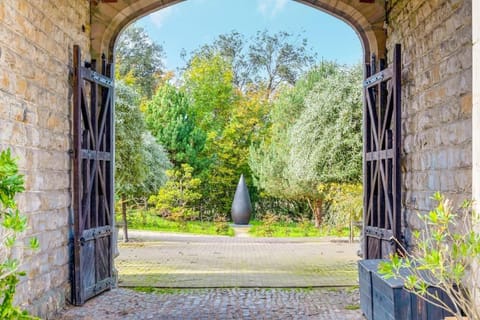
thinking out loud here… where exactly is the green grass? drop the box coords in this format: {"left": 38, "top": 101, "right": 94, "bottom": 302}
{"left": 118, "top": 210, "right": 235, "bottom": 236}
{"left": 118, "top": 210, "right": 356, "bottom": 238}
{"left": 344, "top": 304, "right": 360, "bottom": 310}
{"left": 248, "top": 220, "right": 354, "bottom": 237}
{"left": 132, "top": 287, "right": 206, "bottom": 294}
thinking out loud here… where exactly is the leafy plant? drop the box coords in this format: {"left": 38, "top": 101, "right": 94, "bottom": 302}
{"left": 298, "top": 217, "right": 316, "bottom": 236}
{"left": 121, "top": 209, "right": 234, "bottom": 236}
{"left": 0, "top": 149, "right": 39, "bottom": 319}
{"left": 378, "top": 192, "right": 480, "bottom": 320}
{"left": 258, "top": 212, "right": 279, "bottom": 237}
{"left": 149, "top": 164, "right": 202, "bottom": 230}
{"left": 213, "top": 215, "right": 230, "bottom": 235}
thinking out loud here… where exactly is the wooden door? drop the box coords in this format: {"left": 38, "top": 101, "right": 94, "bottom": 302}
{"left": 363, "top": 44, "right": 402, "bottom": 259}
{"left": 71, "top": 45, "right": 115, "bottom": 305}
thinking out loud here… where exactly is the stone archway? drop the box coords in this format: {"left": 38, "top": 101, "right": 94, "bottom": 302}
{"left": 0, "top": 0, "right": 476, "bottom": 317}
{"left": 90, "top": 0, "right": 387, "bottom": 64}
{"left": 86, "top": 0, "right": 390, "bottom": 290}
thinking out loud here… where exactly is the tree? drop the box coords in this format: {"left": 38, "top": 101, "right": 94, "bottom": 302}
{"left": 249, "top": 62, "right": 363, "bottom": 227}
{"left": 115, "top": 25, "right": 165, "bottom": 98}
{"left": 201, "top": 87, "right": 270, "bottom": 217}
{"left": 149, "top": 163, "right": 202, "bottom": 229}
{"left": 183, "top": 54, "right": 236, "bottom": 132}
{"left": 115, "top": 80, "right": 146, "bottom": 241}
{"left": 249, "top": 62, "right": 338, "bottom": 197}
{"left": 182, "top": 53, "right": 270, "bottom": 218}
{"left": 144, "top": 82, "right": 208, "bottom": 174}
{"left": 286, "top": 63, "right": 363, "bottom": 226}
{"left": 186, "top": 30, "right": 316, "bottom": 98}
{"left": 189, "top": 31, "right": 250, "bottom": 89}
{"left": 248, "top": 30, "right": 316, "bottom": 99}
{"left": 131, "top": 132, "right": 172, "bottom": 209}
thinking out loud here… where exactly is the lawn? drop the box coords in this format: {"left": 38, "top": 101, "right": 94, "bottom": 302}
{"left": 247, "top": 220, "right": 355, "bottom": 238}
{"left": 119, "top": 210, "right": 358, "bottom": 238}
{"left": 119, "top": 210, "right": 235, "bottom": 236}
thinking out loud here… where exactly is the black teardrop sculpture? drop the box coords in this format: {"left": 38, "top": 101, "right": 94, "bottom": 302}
{"left": 231, "top": 174, "right": 252, "bottom": 225}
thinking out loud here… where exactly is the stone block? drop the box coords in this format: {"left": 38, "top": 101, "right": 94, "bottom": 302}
{"left": 453, "top": 169, "right": 472, "bottom": 192}
{"left": 439, "top": 170, "right": 457, "bottom": 191}
{"left": 447, "top": 145, "right": 471, "bottom": 169}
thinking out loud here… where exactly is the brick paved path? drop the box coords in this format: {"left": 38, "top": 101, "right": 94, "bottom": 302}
{"left": 57, "top": 288, "right": 364, "bottom": 319}
{"left": 56, "top": 231, "right": 365, "bottom": 319}
{"left": 116, "top": 230, "right": 360, "bottom": 288}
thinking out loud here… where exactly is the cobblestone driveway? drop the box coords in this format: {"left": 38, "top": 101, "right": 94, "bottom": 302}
{"left": 56, "top": 231, "right": 365, "bottom": 319}
{"left": 58, "top": 287, "right": 364, "bottom": 319}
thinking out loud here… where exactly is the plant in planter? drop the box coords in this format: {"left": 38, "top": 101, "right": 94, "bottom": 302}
{"left": 378, "top": 192, "right": 480, "bottom": 320}
{"left": 0, "top": 149, "right": 39, "bottom": 319}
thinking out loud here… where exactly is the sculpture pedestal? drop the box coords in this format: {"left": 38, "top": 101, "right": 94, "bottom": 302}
{"left": 231, "top": 224, "right": 251, "bottom": 238}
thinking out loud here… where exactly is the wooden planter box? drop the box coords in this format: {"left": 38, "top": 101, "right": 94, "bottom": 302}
{"left": 358, "top": 259, "right": 385, "bottom": 320}
{"left": 358, "top": 259, "right": 453, "bottom": 320}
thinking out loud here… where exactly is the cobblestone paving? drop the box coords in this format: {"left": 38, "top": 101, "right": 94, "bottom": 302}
{"left": 57, "top": 287, "right": 364, "bottom": 319}
{"left": 116, "top": 231, "right": 360, "bottom": 288}
{"left": 56, "top": 231, "right": 365, "bottom": 319}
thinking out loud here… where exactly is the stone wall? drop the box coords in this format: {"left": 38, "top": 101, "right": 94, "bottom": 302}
{"left": 473, "top": 0, "right": 480, "bottom": 207}
{"left": 0, "top": 0, "right": 90, "bottom": 317}
{"left": 386, "top": 0, "right": 473, "bottom": 244}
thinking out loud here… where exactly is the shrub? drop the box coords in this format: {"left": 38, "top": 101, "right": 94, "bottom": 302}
{"left": 214, "top": 215, "right": 229, "bottom": 235}
{"left": 0, "top": 149, "right": 39, "bottom": 319}
{"left": 298, "top": 217, "right": 315, "bottom": 236}
{"left": 258, "top": 212, "right": 279, "bottom": 237}
{"left": 379, "top": 192, "right": 480, "bottom": 320}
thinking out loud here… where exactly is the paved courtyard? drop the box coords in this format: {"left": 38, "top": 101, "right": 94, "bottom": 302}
{"left": 57, "top": 230, "right": 364, "bottom": 319}
{"left": 57, "top": 287, "right": 364, "bottom": 320}
{"left": 116, "top": 230, "right": 360, "bottom": 288}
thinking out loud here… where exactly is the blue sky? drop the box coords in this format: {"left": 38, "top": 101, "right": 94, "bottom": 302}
{"left": 135, "top": 0, "right": 363, "bottom": 72}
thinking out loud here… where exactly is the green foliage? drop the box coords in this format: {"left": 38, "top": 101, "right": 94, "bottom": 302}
{"left": 0, "top": 149, "right": 39, "bottom": 319}
{"left": 116, "top": 25, "right": 165, "bottom": 98}
{"left": 248, "top": 219, "right": 350, "bottom": 238}
{"left": 213, "top": 215, "right": 230, "bottom": 235}
{"left": 144, "top": 83, "right": 208, "bottom": 172}
{"left": 378, "top": 192, "right": 480, "bottom": 320}
{"left": 124, "top": 210, "right": 234, "bottom": 236}
{"left": 249, "top": 62, "right": 363, "bottom": 226}
{"left": 253, "top": 196, "right": 310, "bottom": 222}
{"left": 183, "top": 54, "right": 235, "bottom": 132}
{"left": 189, "top": 31, "right": 249, "bottom": 89}
{"left": 322, "top": 183, "right": 362, "bottom": 232}
{"left": 257, "top": 212, "right": 279, "bottom": 237}
{"left": 149, "top": 164, "right": 202, "bottom": 229}
{"left": 248, "top": 30, "right": 316, "bottom": 98}
{"left": 181, "top": 53, "right": 269, "bottom": 218}
{"left": 286, "top": 64, "right": 363, "bottom": 185}
{"left": 132, "top": 132, "right": 172, "bottom": 200}
{"left": 115, "top": 79, "right": 146, "bottom": 197}
{"left": 188, "top": 30, "right": 316, "bottom": 95}
{"left": 249, "top": 62, "right": 342, "bottom": 198}
{"left": 115, "top": 66, "right": 171, "bottom": 241}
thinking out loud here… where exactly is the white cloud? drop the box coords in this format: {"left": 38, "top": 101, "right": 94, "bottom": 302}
{"left": 257, "top": 0, "right": 287, "bottom": 18}
{"left": 149, "top": 6, "right": 175, "bottom": 29}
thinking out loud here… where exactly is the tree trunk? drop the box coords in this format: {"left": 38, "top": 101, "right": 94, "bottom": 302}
{"left": 306, "top": 198, "right": 323, "bottom": 229}
{"left": 313, "top": 199, "right": 323, "bottom": 228}
{"left": 122, "top": 195, "right": 129, "bottom": 242}
{"left": 142, "top": 197, "right": 148, "bottom": 225}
